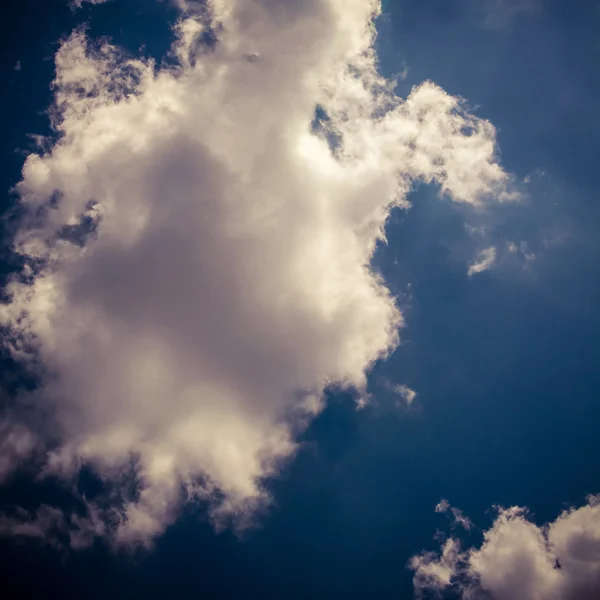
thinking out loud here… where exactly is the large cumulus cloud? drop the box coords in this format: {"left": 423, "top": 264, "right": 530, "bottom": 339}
{"left": 0, "top": 0, "right": 513, "bottom": 546}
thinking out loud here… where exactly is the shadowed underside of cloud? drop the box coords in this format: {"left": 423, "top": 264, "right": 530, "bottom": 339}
{"left": 0, "top": 0, "right": 514, "bottom": 547}
{"left": 410, "top": 496, "right": 600, "bottom": 600}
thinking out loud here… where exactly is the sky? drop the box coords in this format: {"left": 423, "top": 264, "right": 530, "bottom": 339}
{"left": 1, "top": 0, "right": 599, "bottom": 598}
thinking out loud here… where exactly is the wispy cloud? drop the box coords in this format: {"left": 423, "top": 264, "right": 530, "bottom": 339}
{"left": 394, "top": 384, "right": 417, "bottom": 406}
{"left": 468, "top": 246, "right": 497, "bottom": 276}
{"left": 507, "top": 240, "right": 536, "bottom": 263}
{"left": 434, "top": 499, "right": 473, "bottom": 531}
{"left": 478, "top": 0, "right": 541, "bottom": 30}
{"left": 0, "top": 504, "right": 106, "bottom": 551}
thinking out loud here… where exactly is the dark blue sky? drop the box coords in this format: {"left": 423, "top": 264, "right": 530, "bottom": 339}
{"left": 1, "top": 1, "right": 599, "bottom": 598}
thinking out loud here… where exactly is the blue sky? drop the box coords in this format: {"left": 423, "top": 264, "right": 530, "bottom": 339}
{"left": 1, "top": 1, "right": 599, "bottom": 599}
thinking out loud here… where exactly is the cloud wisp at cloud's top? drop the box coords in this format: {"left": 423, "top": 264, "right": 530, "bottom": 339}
{"left": 0, "top": 0, "right": 514, "bottom": 547}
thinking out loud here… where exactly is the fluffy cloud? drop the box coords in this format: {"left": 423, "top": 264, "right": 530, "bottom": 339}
{"left": 468, "top": 246, "right": 497, "bottom": 276}
{"left": 0, "top": 0, "right": 513, "bottom": 546}
{"left": 410, "top": 496, "right": 600, "bottom": 600}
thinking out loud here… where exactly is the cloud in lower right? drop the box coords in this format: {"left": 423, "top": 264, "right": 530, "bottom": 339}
{"left": 410, "top": 496, "right": 600, "bottom": 600}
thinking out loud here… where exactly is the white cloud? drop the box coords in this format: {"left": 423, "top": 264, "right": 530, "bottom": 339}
{"left": 394, "top": 384, "right": 417, "bottom": 406}
{"left": 0, "top": 0, "right": 513, "bottom": 547}
{"left": 410, "top": 537, "right": 462, "bottom": 595}
{"left": 435, "top": 499, "right": 473, "bottom": 531}
{"left": 410, "top": 495, "right": 600, "bottom": 600}
{"left": 377, "top": 377, "right": 417, "bottom": 408}
{"left": 468, "top": 246, "right": 497, "bottom": 276}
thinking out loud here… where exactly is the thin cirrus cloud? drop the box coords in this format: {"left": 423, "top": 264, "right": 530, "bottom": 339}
{"left": 410, "top": 496, "right": 600, "bottom": 600}
{"left": 0, "top": 0, "right": 515, "bottom": 547}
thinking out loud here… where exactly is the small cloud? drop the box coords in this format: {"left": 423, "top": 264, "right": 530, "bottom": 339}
{"left": 392, "top": 60, "right": 409, "bottom": 82}
{"left": 467, "top": 246, "right": 496, "bottom": 276}
{"left": 395, "top": 384, "right": 417, "bottom": 406}
{"left": 450, "top": 509, "right": 473, "bottom": 531}
{"left": 409, "top": 537, "right": 463, "bottom": 596}
{"left": 506, "top": 240, "right": 536, "bottom": 262}
{"left": 355, "top": 393, "right": 372, "bottom": 411}
{"left": 435, "top": 499, "right": 473, "bottom": 531}
{"left": 520, "top": 241, "right": 536, "bottom": 262}
{"left": 14, "top": 61, "right": 21, "bottom": 72}
{"left": 378, "top": 378, "right": 418, "bottom": 407}
{"left": 465, "top": 223, "right": 486, "bottom": 237}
